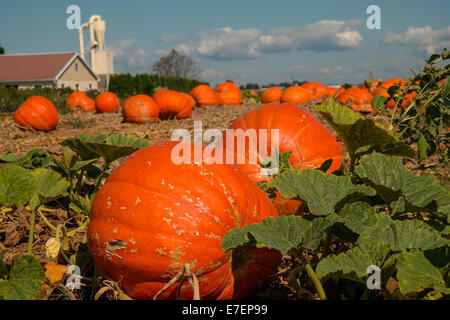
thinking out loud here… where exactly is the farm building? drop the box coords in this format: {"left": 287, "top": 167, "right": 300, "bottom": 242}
{"left": 0, "top": 52, "right": 100, "bottom": 91}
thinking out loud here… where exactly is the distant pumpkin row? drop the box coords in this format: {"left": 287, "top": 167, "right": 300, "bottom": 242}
{"left": 12, "top": 78, "right": 419, "bottom": 132}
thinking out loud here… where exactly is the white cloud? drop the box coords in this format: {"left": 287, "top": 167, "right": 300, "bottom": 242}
{"left": 199, "top": 68, "right": 225, "bottom": 81}
{"left": 158, "top": 20, "right": 364, "bottom": 61}
{"left": 108, "top": 38, "right": 150, "bottom": 73}
{"left": 384, "top": 25, "right": 450, "bottom": 55}
{"left": 160, "top": 27, "right": 262, "bottom": 60}
{"left": 254, "top": 19, "right": 364, "bottom": 53}
{"left": 287, "top": 65, "right": 310, "bottom": 74}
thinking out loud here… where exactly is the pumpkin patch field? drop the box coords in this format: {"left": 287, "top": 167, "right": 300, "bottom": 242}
{"left": 0, "top": 53, "right": 449, "bottom": 302}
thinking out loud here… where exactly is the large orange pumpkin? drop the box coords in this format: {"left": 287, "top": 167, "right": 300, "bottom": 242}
{"left": 190, "top": 85, "right": 219, "bottom": 106}
{"left": 153, "top": 89, "right": 193, "bottom": 120}
{"left": 122, "top": 95, "right": 160, "bottom": 123}
{"left": 87, "top": 141, "right": 281, "bottom": 300}
{"left": 301, "top": 82, "right": 331, "bottom": 100}
{"left": 218, "top": 90, "right": 242, "bottom": 105}
{"left": 13, "top": 96, "right": 59, "bottom": 132}
{"left": 95, "top": 92, "right": 121, "bottom": 113}
{"left": 360, "top": 79, "right": 381, "bottom": 95}
{"left": 215, "top": 81, "right": 240, "bottom": 93}
{"left": 336, "top": 88, "right": 376, "bottom": 114}
{"left": 66, "top": 91, "right": 95, "bottom": 113}
{"left": 220, "top": 103, "right": 344, "bottom": 215}
{"left": 261, "top": 87, "right": 283, "bottom": 104}
{"left": 280, "top": 86, "right": 311, "bottom": 104}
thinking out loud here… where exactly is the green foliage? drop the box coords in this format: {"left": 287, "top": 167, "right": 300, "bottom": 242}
{"left": 0, "top": 84, "right": 73, "bottom": 112}
{"left": 108, "top": 73, "right": 207, "bottom": 98}
{"left": 0, "top": 166, "right": 37, "bottom": 206}
{"left": 376, "top": 50, "right": 449, "bottom": 165}
{"left": 0, "top": 255, "right": 45, "bottom": 300}
{"left": 223, "top": 99, "right": 449, "bottom": 300}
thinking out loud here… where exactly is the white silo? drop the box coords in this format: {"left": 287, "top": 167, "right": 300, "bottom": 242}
{"left": 79, "top": 15, "right": 114, "bottom": 90}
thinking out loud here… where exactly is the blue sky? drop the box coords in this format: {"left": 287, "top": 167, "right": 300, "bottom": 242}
{"left": 1, "top": 0, "right": 449, "bottom": 86}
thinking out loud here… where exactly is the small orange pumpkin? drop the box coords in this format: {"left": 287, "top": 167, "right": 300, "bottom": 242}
{"left": 261, "top": 87, "right": 283, "bottom": 104}
{"left": 13, "top": 96, "right": 59, "bottom": 132}
{"left": 215, "top": 81, "right": 240, "bottom": 93}
{"left": 190, "top": 85, "right": 218, "bottom": 106}
{"left": 280, "top": 86, "right": 311, "bottom": 104}
{"left": 301, "top": 82, "right": 330, "bottom": 100}
{"left": 95, "top": 92, "right": 121, "bottom": 113}
{"left": 66, "top": 91, "right": 95, "bottom": 113}
{"left": 123, "top": 95, "right": 160, "bottom": 123}
{"left": 373, "top": 78, "right": 407, "bottom": 109}
{"left": 336, "top": 88, "right": 376, "bottom": 114}
{"left": 153, "top": 89, "right": 193, "bottom": 120}
{"left": 218, "top": 90, "right": 242, "bottom": 105}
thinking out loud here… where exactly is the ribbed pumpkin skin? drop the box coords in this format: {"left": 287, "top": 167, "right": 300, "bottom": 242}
{"left": 221, "top": 103, "right": 343, "bottom": 215}
{"left": 261, "top": 87, "right": 282, "bottom": 104}
{"left": 87, "top": 141, "right": 280, "bottom": 300}
{"left": 336, "top": 88, "right": 376, "bottom": 114}
{"left": 218, "top": 90, "right": 242, "bottom": 105}
{"left": 95, "top": 92, "right": 121, "bottom": 113}
{"left": 280, "top": 86, "right": 311, "bottom": 104}
{"left": 153, "top": 90, "right": 193, "bottom": 120}
{"left": 301, "top": 82, "right": 330, "bottom": 100}
{"left": 66, "top": 91, "right": 95, "bottom": 113}
{"left": 13, "top": 96, "right": 59, "bottom": 132}
{"left": 122, "top": 95, "right": 159, "bottom": 123}
{"left": 216, "top": 81, "right": 240, "bottom": 93}
{"left": 180, "top": 92, "right": 197, "bottom": 109}
{"left": 190, "top": 85, "right": 218, "bottom": 106}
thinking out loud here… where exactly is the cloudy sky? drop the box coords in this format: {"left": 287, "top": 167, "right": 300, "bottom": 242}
{"left": 1, "top": 0, "right": 449, "bottom": 86}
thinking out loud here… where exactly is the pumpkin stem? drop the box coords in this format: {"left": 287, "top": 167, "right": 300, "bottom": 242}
{"left": 153, "top": 263, "right": 200, "bottom": 300}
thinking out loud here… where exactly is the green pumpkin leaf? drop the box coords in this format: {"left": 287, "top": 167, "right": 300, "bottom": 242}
{"left": 222, "top": 215, "right": 337, "bottom": 254}
{"left": 0, "top": 255, "right": 45, "bottom": 300}
{"left": 316, "top": 242, "right": 391, "bottom": 282}
{"left": 356, "top": 152, "right": 450, "bottom": 216}
{"left": 30, "top": 169, "right": 69, "bottom": 209}
{"left": 106, "top": 133, "right": 150, "bottom": 149}
{"left": 418, "top": 133, "right": 430, "bottom": 162}
{"left": 61, "top": 133, "right": 149, "bottom": 163}
{"left": 269, "top": 169, "right": 375, "bottom": 216}
{"left": 358, "top": 219, "right": 449, "bottom": 251}
{"left": 396, "top": 250, "right": 450, "bottom": 295}
{"left": 315, "top": 99, "right": 414, "bottom": 158}
{"left": 337, "top": 202, "right": 379, "bottom": 234}
{"left": 371, "top": 95, "right": 386, "bottom": 113}
{"left": 69, "top": 194, "right": 92, "bottom": 216}
{"left": 0, "top": 166, "right": 37, "bottom": 206}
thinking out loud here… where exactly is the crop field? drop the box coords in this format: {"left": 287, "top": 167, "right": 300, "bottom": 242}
{"left": 0, "top": 49, "right": 449, "bottom": 304}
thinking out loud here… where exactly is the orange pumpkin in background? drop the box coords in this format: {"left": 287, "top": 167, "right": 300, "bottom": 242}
{"left": 122, "top": 94, "right": 159, "bottom": 123}
{"left": 360, "top": 79, "right": 381, "bottom": 95}
{"left": 326, "top": 86, "right": 337, "bottom": 98}
{"left": 280, "top": 86, "right": 312, "bottom": 104}
{"left": 95, "top": 92, "right": 121, "bottom": 113}
{"left": 248, "top": 90, "right": 258, "bottom": 96}
{"left": 66, "top": 91, "right": 95, "bottom": 113}
{"left": 261, "top": 87, "right": 283, "bottom": 104}
{"left": 153, "top": 89, "right": 193, "bottom": 120}
{"left": 180, "top": 92, "right": 197, "bottom": 109}
{"left": 190, "top": 85, "right": 219, "bottom": 106}
{"left": 215, "top": 81, "right": 240, "bottom": 93}
{"left": 301, "top": 82, "right": 331, "bottom": 100}
{"left": 373, "top": 78, "right": 408, "bottom": 108}
{"left": 13, "top": 96, "right": 59, "bottom": 132}
{"left": 220, "top": 103, "right": 344, "bottom": 216}
{"left": 218, "top": 90, "right": 242, "bottom": 105}
{"left": 336, "top": 87, "right": 376, "bottom": 114}
{"left": 87, "top": 140, "right": 281, "bottom": 300}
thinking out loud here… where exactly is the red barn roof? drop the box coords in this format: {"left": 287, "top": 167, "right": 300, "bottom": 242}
{"left": 0, "top": 52, "right": 99, "bottom": 82}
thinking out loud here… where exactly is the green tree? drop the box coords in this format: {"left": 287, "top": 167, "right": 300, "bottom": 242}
{"left": 152, "top": 49, "right": 200, "bottom": 79}
{"left": 0, "top": 44, "right": 5, "bottom": 55}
